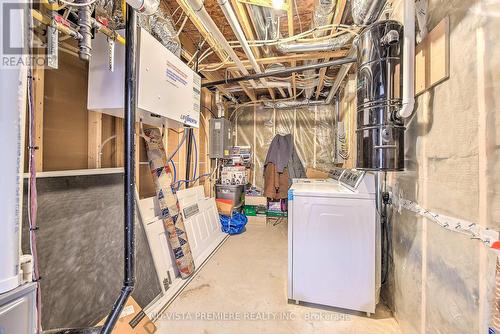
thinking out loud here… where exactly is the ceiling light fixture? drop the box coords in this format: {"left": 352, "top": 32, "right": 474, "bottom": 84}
{"left": 272, "top": 0, "right": 284, "bottom": 10}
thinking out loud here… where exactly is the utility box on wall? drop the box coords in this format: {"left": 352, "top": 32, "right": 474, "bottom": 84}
{"left": 88, "top": 28, "right": 200, "bottom": 128}
{"left": 209, "top": 119, "right": 231, "bottom": 159}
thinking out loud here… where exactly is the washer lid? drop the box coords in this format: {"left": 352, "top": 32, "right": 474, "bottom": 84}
{"left": 289, "top": 183, "right": 375, "bottom": 200}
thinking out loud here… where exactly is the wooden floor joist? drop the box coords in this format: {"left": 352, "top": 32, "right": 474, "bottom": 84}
{"left": 315, "top": 0, "right": 348, "bottom": 99}
{"left": 174, "top": 0, "right": 257, "bottom": 101}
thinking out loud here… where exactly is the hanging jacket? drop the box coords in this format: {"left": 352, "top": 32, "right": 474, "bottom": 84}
{"left": 263, "top": 163, "right": 289, "bottom": 199}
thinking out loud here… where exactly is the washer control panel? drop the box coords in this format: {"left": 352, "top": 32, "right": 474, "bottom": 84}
{"left": 339, "top": 170, "right": 366, "bottom": 190}
{"left": 328, "top": 168, "right": 345, "bottom": 181}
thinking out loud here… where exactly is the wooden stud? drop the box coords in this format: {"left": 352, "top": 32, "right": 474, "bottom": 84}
{"left": 87, "top": 111, "right": 102, "bottom": 169}
{"left": 32, "top": 64, "right": 44, "bottom": 171}
{"left": 135, "top": 123, "right": 140, "bottom": 192}
{"left": 114, "top": 118, "right": 124, "bottom": 167}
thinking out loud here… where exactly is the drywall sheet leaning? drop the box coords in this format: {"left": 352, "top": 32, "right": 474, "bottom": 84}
{"left": 144, "top": 128, "right": 195, "bottom": 279}
{"left": 21, "top": 173, "right": 162, "bottom": 330}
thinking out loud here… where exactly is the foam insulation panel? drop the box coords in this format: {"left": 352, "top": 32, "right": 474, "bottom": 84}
{"left": 385, "top": 0, "right": 500, "bottom": 333}
{"left": 21, "top": 174, "right": 162, "bottom": 330}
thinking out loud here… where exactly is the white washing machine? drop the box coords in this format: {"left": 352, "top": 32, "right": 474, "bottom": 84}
{"left": 288, "top": 169, "right": 380, "bottom": 315}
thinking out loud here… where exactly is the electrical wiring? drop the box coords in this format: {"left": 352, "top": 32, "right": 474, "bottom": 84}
{"left": 192, "top": 130, "right": 198, "bottom": 181}
{"left": 27, "top": 6, "right": 42, "bottom": 332}
{"left": 175, "top": 15, "right": 189, "bottom": 37}
{"left": 58, "top": 0, "right": 98, "bottom": 7}
{"left": 170, "top": 159, "right": 177, "bottom": 182}
{"left": 228, "top": 89, "right": 306, "bottom": 121}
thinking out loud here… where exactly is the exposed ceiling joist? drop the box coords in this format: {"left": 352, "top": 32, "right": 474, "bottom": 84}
{"left": 200, "top": 49, "right": 349, "bottom": 70}
{"left": 230, "top": 0, "right": 276, "bottom": 100}
{"left": 174, "top": 0, "right": 257, "bottom": 101}
{"left": 315, "top": 0, "right": 347, "bottom": 99}
{"left": 237, "top": 0, "right": 289, "bottom": 11}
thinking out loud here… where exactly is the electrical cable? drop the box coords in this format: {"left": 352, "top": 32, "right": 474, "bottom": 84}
{"left": 166, "top": 128, "right": 188, "bottom": 162}
{"left": 27, "top": 4, "right": 42, "bottom": 332}
{"left": 170, "top": 159, "right": 177, "bottom": 183}
{"left": 58, "top": 0, "right": 98, "bottom": 7}
{"left": 192, "top": 131, "right": 198, "bottom": 181}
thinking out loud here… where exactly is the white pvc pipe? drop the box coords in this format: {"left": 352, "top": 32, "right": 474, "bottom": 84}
{"left": 398, "top": 0, "right": 416, "bottom": 118}
{"left": 185, "top": 0, "right": 258, "bottom": 88}
{"left": 0, "top": 0, "right": 26, "bottom": 293}
{"left": 218, "top": 0, "right": 268, "bottom": 88}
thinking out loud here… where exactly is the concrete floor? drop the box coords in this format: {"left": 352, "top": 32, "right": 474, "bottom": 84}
{"left": 156, "top": 221, "right": 401, "bottom": 334}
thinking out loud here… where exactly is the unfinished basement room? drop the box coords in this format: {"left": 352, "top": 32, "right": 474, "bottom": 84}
{"left": 1, "top": 0, "right": 500, "bottom": 333}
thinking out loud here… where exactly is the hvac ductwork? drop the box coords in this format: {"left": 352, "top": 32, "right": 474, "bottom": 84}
{"left": 263, "top": 99, "right": 327, "bottom": 109}
{"left": 276, "top": 33, "right": 352, "bottom": 53}
{"left": 96, "top": 0, "right": 181, "bottom": 57}
{"left": 352, "top": 0, "right": 387, "bottom": 26}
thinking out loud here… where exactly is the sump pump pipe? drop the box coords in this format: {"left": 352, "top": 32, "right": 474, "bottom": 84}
{"left": 100, "top": 4, "right": 137, "bottom": 334}
{"left": 398, "top": 0, "right": 415, "bottom": 118}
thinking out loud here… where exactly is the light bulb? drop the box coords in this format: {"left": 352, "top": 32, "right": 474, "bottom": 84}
{"left": 272, "top": 0, "right": 284, "bottom": 10}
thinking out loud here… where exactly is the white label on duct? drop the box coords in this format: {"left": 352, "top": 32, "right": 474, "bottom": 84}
{"left": 119, "top": 305, "right": 135, "bottom": 319}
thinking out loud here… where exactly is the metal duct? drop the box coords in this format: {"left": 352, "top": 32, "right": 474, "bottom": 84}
{"left": 248, "top": 5, "right": 278, "bottom": 56}
{"left": 77, "top": 0, "right": 92, "bottom": 60}
{"left": 325, "top": 0, "right": 388, "bottom": 101}
{"left": 276, "top": 33, "right": 352, "bottom": 53}
{"left": 312, "top": 0, "right": 336, "bottom": 38}
{"left": 351, "top": 0, "right": 387, "bottom": 26}
{"left": 94, "top": 0, "right": 181, "bottom": 57}
{"left": 356, "top": 20, "right": 405, "bottom": 171}
{"left": 263, "top": 99, "right": 327, "bottom": 109}
{"left": 140, "top": 6, "right": 181, "bottom": 57}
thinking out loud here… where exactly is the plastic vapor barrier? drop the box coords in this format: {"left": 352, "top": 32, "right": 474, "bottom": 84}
{"left": 233, "top": 104, "right": 336, "bottom": 188}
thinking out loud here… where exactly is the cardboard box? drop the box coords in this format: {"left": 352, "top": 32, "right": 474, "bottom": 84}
{"left": 221, "top": 166, "right": 247, "bottom": 185}
{"left": 245, "top": 195, "right": 267, "bottom": 206}
{"left": 216, "top": 199, "right": 234, "bottom": 216}
{"left": 306, "top": 168, "right": 329, "bottom": 179}
{"left": 98, "top": 297, "right": 156, "bottom": 334}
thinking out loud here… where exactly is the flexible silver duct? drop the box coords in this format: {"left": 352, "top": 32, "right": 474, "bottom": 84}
{"left": 276, "top": 32, "right": 352, "bottom": 53}
{"left": 351, "top": 0, "right": 387, "bottom": 26}
{"left": 140, "top": 6, "right": 181, "bottom": 57}
{"left": 263, "top": 99, "right": 327, "bottom": 109}
{"left": 248, "top": 5, "right": 278, "bottom": 57}
{"left": 77, "top": 0, "right": 92, "bottom": 60}
{"left": 95, "top": 0, "right": 181, "bottom": 57}
{"left": 325, "top": 0, "right": 388, "bottom": 101}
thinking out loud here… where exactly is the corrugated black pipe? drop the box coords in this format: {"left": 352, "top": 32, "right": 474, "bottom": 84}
{"left": 185, "top": 128, "right": 194, "bottom": 189}
{"left": 201, "top": 57, "right": 356, "bottom": 88}
{"left": 99, "top": 4, "right": 137, "bottom": 334}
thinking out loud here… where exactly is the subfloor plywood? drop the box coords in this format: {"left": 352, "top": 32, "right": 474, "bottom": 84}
{"left": 156, "top": 223, "right": 401, "bottom": 334}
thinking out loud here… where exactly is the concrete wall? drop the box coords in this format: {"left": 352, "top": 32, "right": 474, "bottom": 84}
{"left": 385, "top": 0, "right": 500, "bottom": 333}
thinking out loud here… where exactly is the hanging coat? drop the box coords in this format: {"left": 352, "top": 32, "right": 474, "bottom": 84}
{"left": 263, "top": 163, "right": 289, "bottom": 199}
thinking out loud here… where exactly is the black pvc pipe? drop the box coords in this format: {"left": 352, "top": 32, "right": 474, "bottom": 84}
{"left": 185, "top": 128, "right": 193, "bottom": 189}
{"left": 201, "top": 57, "right": 357, "bottom": 88}
{"left": 99, "top": 5, "right": 137, "bottom": 334}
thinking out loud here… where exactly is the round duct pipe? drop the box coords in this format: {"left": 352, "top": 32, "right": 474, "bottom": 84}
{"left": 356, "top": 20, "right": 405, "bottom": 171}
